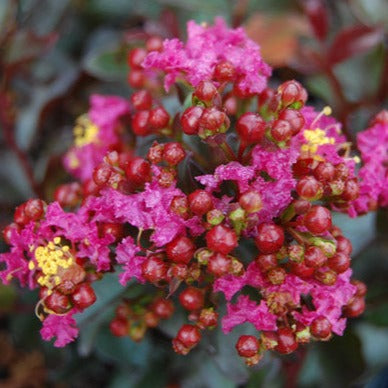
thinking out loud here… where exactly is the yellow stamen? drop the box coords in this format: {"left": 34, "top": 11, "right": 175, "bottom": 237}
{"left": 73, "top": 115, "right": 99, "bottom": 147}
{"left": 33, "top": 240, "right": 74, "bottom": 289}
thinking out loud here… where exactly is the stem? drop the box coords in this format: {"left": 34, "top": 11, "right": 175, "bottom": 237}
{"left": 219, "top": 141, "right": 237, "bottom": 161}
{"left": 282, "top": 347, "right": 308, "bottom": 388}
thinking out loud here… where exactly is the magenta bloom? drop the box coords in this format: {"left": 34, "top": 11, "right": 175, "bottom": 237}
{"left": 143, "top": 18, "right": 271, "bottom": 94}
{"left": 63, "top": 94, "right": 129, "bottom": 182}
{"left": 115, "top": 237, "right": 146, "bottom": 285}
{"left": 293, "top": 269, "right": 356, "bottom": 335}
{"left": 222, "top": 295, "right": 277, "bottom": 333}
{"left": 251, "top": 144, "right": 299, "bottom": 221}
{"left": 350, "top": 113, "right": 388, "bottom": 214}
{"left": 40, "top": 312, "right": 79, "bottom": 347}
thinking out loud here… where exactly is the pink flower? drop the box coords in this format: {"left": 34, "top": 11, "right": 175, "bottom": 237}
{"left": 213, "top": 262, "right": 266, "bottom": 301}
{"left": 251, "top": 144, "right": 299, "bottom": 221}
{"left": 293, "top": 269, "right": 356, "bottom": 335}
{"left": 40, "top": 312, "right": 79, "bottom": 347}
{"left": 90, "top": 183, "right": 203, "bottom": 247}
{"left": 196, "top": 162, "right": 255, "bottom": 193}
{"left": 143, "top": 18, "right": 271, "bottom": 93}
{"left": 115, "top": 237, "right": 146, "bottom": 285}
{"left": 63, "top": 94, "right": 129, "bottom": 182}
{"left": 222, "top": 295, "right": 277, "bottom": 333}
{"left": 350, "top": 114, "right": 388, "bottom": 214}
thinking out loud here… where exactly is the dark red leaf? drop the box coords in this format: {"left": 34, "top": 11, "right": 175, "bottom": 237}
{"left": 328, "top": 25, "right": 383, "bottom": 66}
{"left": 303, "top": 0, "right": 329, "bottom": 41}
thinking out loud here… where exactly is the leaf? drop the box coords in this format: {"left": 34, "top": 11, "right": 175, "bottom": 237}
{"left": 355, "top": 323, "right": 388, "bottom": 368}
{"left": 327, "top": 25, "right": 384, "bottom": 66}
{"left": 332, "top": 212, "right": 376, "bottom": 256}
{"left": 303, "top": 0, "right": 329, "bottom": 41}
{"left": 82, "top": 29, "right": 128, "bottom": 82}
{"left": 245, "top": 13, "right": 310, "bottom": 67}
{"left": 95, "top": 328, "right": 152, "bottom": 368}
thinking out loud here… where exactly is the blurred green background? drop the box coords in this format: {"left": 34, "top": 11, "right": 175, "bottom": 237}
{"left": 0, "top": 0, "right": 387, "bottom": 386}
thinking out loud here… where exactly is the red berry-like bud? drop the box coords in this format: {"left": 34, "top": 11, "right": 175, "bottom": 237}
{"left": 292, "top": 199, "right": 311, "bottom": 216}
{"left": 206, "top": 225, "right": 238, "bottom": 255}
{"left": 351, "top": 279, "right": 367, "bottom": 297}
{"left": 24, "top": 199, "right": 45, "bottom": 221}
{"left": 239, "top": 190, "right": 262, "bottom": 213}
{"left": 128, "top": 70, "right": 145, "bottom": 88}
{"left": 175, "top": 324, "right": 201, "bottom": 349}
{"left": 147, "top": 142, "right": 164, "bottom": 164}
{"left": 149, "top": 106, "right": 169, "bottom": 129}
{"left": 236, "top": 335, "right": 259, "bottom": 357}
{"left": 296, "top": 176, "right": 323, "bottom": 201}
{"left": 125, "top": 157, "right": 151, "bottom": 186}
{"left": 311, "top": 316, "right": 332, "bottom": 339}
{"left": 100, "top": 222, "right": 124, "bottom": 241}
{"left": 314, "top": 162, "right": 336, "bottom": 182}
{"left": 151, "top": 297, "right": 175, "bottom": 319}
{"left": 193, "top": 81, "right": 218, "bottom": 102}
{"left": 256, "top": 254, "right": 278, "bottom": 272}
{"left": 336, "top": 236, "right": 352, "bottom": 256}
{"left": 142, "top": 255, "right": 167, "bottom": 282}
{"left": 188, "top": 190, "right": 213, "bottom": 216}
{"left": 341, "top": 179, "right": 359, "bottom": 201}
{"left": 335, "top": 163, "right": 349, "bottom": 180}
{"left": 83, "top": 178, "right": 100, "bottom": 197}
{"left": 71, "top": 283, "right": 96, "bottom": 309}
{"left": 54, "top": 183, "right": 82, "bottom": 207}
{"left": 314, "top": 267, "right": 337, "bottom": 285}
{"left": 343, "top": 297, "right": 365, "bottom": 318}
{"left": 14, "top": 203, "right": 28, "bottom": 225}
{"left": 170, "top": 195, "right": 190, "bottom": 219}
{"left": 132, "top": 110, "right": 151, "bottom": 136}
{"left": 145, "top": 311, "right": 159, "bottom": 328}
{"left": 255, "top": 223, "right": 284, "bottom": 254}
{"left": 166, "top": 236, "right": 195, "bottom": 264}
{"left": 163, "top": 142, "right": 185, "bottom": 166}
{"left": 271, "top": 119, "right": 293, "bottom": 142}
{"left": 128, "top": 48, "right": 147, "bottom": 69}
{"left": 146, "top": 36, "right": 163, "bottom": 52}
{"left": 278, "top": 80, "right": 307, "bottom": 108}
{"left": 214, "top": 61, "right": 236, "bottom": 82}
{"left": 45, "top": 291, "right": 71, "bottom": 314}
{"left": 199, "top": 107, "right": 226, "bottom": 131}
{"left": 179, "top": 287, "right": 204, "bottom": 311}
{"left": 275, "top": 328, "right": 298, "bottom": 354}
{"left": 290, "top": 261, "right": 314, "bottom": 278}
{"left": 304, "top": 246, "right": 327, "bottom": 268}
{"left": 110, "top": 318, "right": 128, "bottom": 337}
{"left": 181, "top": 106, "right": 204, "bottom": 135}
{"left": 198, "top": 308, "right": 218, "bottom": 329}
{"left": 130, "top": 90, "right": 152, "bottom": 111}
{"left": 267, "top": 267, "right": 286, "bottom": 285}
{"left": 236, "top": 112, "right": 265, "bottom": 143}
{"left": 223, "top": 93, "right": 237, "bottom": 115}
{"left": 327, "top": 252, "right": 350, "bottom": 273}
{"left": 304, "top": 206, "right": 332, "bottom": 234}
{"left": 207, "top": 252, "right": 232, "bottom": 276}
{"left": 278, "top": 109, "right": 305, "bottom": 135}
{"left": 2, "top": 223, "right": 21, "bottom": 244}
{"left": 92, "top": 164, "right": 112, "bottom": 187}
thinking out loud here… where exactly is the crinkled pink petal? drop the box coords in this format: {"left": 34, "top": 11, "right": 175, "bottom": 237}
{"left": 222, "top": 295, "right": 277, "bottom": 333}
{"left": 196, "top": 162, "right": 255, "bottom": 193}
{"left": 213, "top": 262, "right": 266, "bottom": 301}
{"left": 143, "top": 18, "right": 271, "bottom": 93}
{"left": 116, "top": 237, "right": 146, "bottom": 284}
{"left": 40, "top": 312, "right": 79, "bottom": 347}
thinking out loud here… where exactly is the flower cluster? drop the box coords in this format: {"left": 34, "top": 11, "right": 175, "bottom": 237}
{"left": 2, "top": 19, "right": 381, "bottom": 364}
